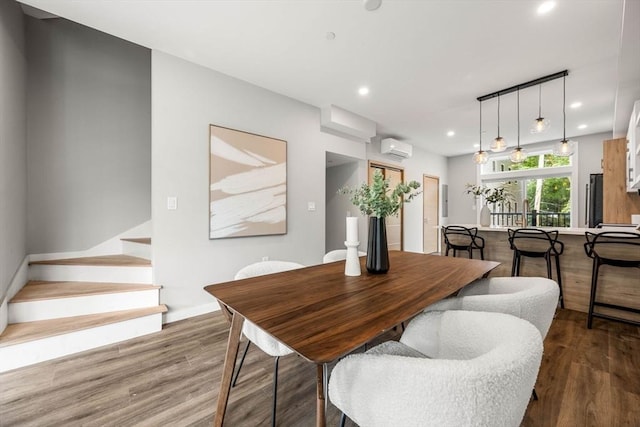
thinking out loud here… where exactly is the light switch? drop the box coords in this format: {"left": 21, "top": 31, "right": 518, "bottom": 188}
{"left": 167, "top": 196, "right": 178, "bottom": 210}
{"left": 308, "top": 202, "right": 316, "bottom": 211}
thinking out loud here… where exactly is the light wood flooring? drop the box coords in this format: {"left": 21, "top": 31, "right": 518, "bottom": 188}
{"left": 0, "top": 309, "right": 638, "bottom": 426}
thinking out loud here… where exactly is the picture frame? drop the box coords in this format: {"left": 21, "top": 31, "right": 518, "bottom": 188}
{"left": 209, "top": 124, "right": 287, "bottom": 239}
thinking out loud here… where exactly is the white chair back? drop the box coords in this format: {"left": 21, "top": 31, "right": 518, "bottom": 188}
{"left": 234, "top": 261, "right": 305, "bottom": 356}
{"left": 425, "top": 276, "right": 559, "bottom": 338}
{"left": 322, "top": 249, "right": 366, "bottom": 264}
{"left": 329, "top": 310, "right": 543, "bottom": 427}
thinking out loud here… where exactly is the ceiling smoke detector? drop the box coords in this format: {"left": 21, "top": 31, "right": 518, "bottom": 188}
{"left": 364, "top": 0, "right": 382, "bottom": 12}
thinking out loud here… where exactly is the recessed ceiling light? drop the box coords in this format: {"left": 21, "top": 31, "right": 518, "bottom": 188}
{"left": 447, "top": 131, "right": 455, "bottom": 137}
{"left": 326, "top": 32, "right": 336, "bottom": 40}
{"left": 570, "top": 101, "right": 582, "bottom": 109}
{"left": 578, "top": 124, "right": 588, "bottom": 129}
{"left": 358, "top": 86, "right": 370, "bottom": 96}
{"left": 537, "top": 1, "right": 556, "bottom": 15}
{"left": 363, "top": 0, "right": 382, "bottom": 11}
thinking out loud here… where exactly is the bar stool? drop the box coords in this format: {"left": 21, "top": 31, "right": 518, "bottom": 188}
{"left": 583, "top": 231, "right": 640, "bottom": 328}
{"left": 442, "top": 225, "right": 485, "bottom": 259}
{"left": 507, "top": 228, "right": 565, "bottom": 308}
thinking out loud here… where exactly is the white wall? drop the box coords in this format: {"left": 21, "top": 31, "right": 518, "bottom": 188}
{"left": 152, "top": 51, "right": 362, "bottom": 320}
{"left": 367, "top": 140, "right": 448, "bottom": 253}
{"left": 26, "top": 17, "right": 151, "bottom": 254}
{"left": 0, "top": 1, "right": 27, "bottom": 308}
{"left": 446, "top": 131, "right": 609, "bottom": 226}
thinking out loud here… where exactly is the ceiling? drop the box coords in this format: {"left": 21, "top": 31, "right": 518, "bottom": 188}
{"left": 19, "top": 0, "right": 640, "bottom": 157}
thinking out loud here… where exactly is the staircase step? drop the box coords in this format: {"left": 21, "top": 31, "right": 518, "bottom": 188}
{"left": 0, "top": 305, "right": 167, "bottom": 373}
{"left": 9, "top": 282, "right": 162, "bottom": 322}
{"left": 28, "top": 256, "right": 152, "bottom": 284}
{"left": 11, "top": 281, "right": 160, "bottom": 302}
{"left": 120, "top": 237, "right": 151, "bottom": 245}
{"left": 120, "top": 238, "right": 152, "bottom": 260}
{"left": 29, "top": 254, "right": 150, "bottom": 267}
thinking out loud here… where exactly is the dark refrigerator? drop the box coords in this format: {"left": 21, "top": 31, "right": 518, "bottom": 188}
{"left": 587, "top": 173, "right": 603, "bottom": 227}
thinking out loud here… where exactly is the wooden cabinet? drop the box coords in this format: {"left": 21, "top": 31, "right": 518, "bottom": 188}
{"left": 603, "top": 137, "right": 640, "bottom": 223}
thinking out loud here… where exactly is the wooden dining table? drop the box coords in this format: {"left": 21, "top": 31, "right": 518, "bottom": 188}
{"left": 204, "top": 251, "right": 499, "bottom": 427}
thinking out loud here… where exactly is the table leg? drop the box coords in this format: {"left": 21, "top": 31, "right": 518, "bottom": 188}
{"left": 214, "top": 311, "right": 244, "bottom": 427}
{"left": 316, "top": 364, "right": 326, "bottom": 427}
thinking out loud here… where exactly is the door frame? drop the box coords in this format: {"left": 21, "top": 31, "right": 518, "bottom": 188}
{"left": 368, "top": 160, "right": 405, "bottom": 251}
{"left": 422, "top": 174, "right": 440, "bottom": 254}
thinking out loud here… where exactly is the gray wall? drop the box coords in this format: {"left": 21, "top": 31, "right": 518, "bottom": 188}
{"left": 326, "top": 161, "right": 362, "bottom": 252}
{"left": 26, "top": 17, "right": 151, "bottom": 254}
{"left": 152, "top": 51, "right": 353, "bottom": 317}
{"left": 0, "top": 1, "right": 27, "bottom": 303}
{"left": 446, "top": 132, "right": 609, "bottom": 226}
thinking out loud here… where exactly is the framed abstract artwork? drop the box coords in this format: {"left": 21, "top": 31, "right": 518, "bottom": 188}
{"left": 209, "top": 125, "right": 287, "bottom": 239}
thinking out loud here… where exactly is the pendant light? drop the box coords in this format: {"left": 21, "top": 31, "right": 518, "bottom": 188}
{"left": 490, "top": 95, "right": 507, "bottom": 152}
{"left": 473, "top": 100, "right": 489, "bottom": 164}
{"left": 510, "top": 89, "right": 527, "bottom": 163}
{"left": 530, "top": 84, "right": 550, "bottom": 134}
{"left": 553, "top": 74, "right": 576, "bottom": 156}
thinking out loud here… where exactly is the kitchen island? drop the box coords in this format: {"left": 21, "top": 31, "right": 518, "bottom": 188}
{"left": 442, "top": 225, "right": 640, "bottom": 323}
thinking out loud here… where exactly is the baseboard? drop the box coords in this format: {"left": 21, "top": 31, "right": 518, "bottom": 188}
{"left": 163, "top": 302, "right": 220, "bottom": 324}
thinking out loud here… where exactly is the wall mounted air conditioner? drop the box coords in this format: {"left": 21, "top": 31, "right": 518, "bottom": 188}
{"left": 320, "top": 105, "right": 377, "bottom": 142}
{"left": 381, "top": 138, "right": 412, "bottom": 159}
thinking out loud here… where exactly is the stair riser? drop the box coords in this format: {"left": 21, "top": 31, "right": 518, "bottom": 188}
{"left": 121, "top": 241, "right": 152, "bottom": 260}
{"left": 9, "top": 290, "right": 160, "bottom": 323}
{"left": 0, "top": 313, "right": 163, "bottom": 373}
{"left": 28, "top": 265, "right": 152, "bottom": 284}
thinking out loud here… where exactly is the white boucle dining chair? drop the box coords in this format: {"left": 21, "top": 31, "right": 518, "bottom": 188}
{"left": 424, "top": 276, "right": 560, "bottom": 343}
{"left": 423, "top": 276, "right": 560, "bottom": 401}
{"left": 329, "top": 310, "right": 543, "bottom": 427}
{"left": 322, "top": 249, "right": 366, "bottom": 263}
{"left": 232, "top": 260, "right": 305, "bottom": 427}
{"left": 329, "top": 311, "right": 542, "bottom": 427}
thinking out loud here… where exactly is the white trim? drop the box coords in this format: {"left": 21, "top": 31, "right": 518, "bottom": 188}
{"left": 163, "top": 302, "right": 220, "bottom": 324}
{"left": 0, "top": 256, "right": 30, "bottom": 334}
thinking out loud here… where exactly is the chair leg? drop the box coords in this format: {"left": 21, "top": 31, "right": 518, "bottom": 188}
{"left": 479, "top": 248, "right": 485, "bottom": 260}
{"left": 339, "top": 412, "right": 347, "bottom": 427}
{"left": 532, "top": 388, "right": 538, "bottom": 401}
{"left": 468, "top": 247, "right": 473, "bottom": 259}
{"left": 587, "top": 260, "right": 601, "bottom": 329}
{"left": 272, "top": 356, "right": 280, "bottom": 427}
{"left": 555, "top": 255, "right": 564, "bottom": 309}
{"left": 511, "top": 252, "right": 518, "bottom": 276}
{"left": 545, "top": 253, "right": 552, "bottom": 280}
{"left": 232, "top": 340, "right": 251, "bottom": 387}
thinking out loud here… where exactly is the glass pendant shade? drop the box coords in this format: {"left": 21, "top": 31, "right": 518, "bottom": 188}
{"left": 473, "top": 150, "right": 489, "bottom": 164}
{"left": 530, "top": 117, "right": 550, "bottom": 134}
{"left": 510, "top": 146, "right": 527, "bottom": 163}
{"left": 553, "top": 139, "right": 575, "bottom": 156}
{"left": 490, "top": 136, "right": 507, "bottom": 152}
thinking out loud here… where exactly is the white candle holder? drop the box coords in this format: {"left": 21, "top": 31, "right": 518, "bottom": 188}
{"left": 344, "top": 240, "right": 362, "bottom": 276}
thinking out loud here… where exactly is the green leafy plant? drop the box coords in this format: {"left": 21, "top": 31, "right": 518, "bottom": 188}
{"left": 465, "top": 183, "right": 512, "bottom": 205}
{"left": 339, "top": 170, "right": 421, "bottom": 218}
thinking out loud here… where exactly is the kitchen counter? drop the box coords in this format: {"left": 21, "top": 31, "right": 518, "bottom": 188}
{"left": 441, "top": 225, "right": 640, "bottom": 323}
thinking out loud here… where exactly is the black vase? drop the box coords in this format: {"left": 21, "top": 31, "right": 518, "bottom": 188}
{"left": 366, "top": 216, "right": 390, "bottom": 274}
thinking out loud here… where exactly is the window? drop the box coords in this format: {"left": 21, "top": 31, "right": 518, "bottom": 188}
{"left": 478, "top": 145, "right": 578, "bottom": 228}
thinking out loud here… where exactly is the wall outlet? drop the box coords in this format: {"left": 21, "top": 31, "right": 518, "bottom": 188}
{"left": 167, "top": 196, "right": 178, "bottom": 210}
{"left": 262, "top": 256, "right": 269, "bottom": 261}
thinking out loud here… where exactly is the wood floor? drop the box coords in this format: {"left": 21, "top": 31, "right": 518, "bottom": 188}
{"left": 0, "top": 309, "right": 638, "bottom": 426}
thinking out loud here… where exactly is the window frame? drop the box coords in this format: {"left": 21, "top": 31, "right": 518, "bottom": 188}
{"left": 475, "top": 143, "right": 579, "bottom": 227}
